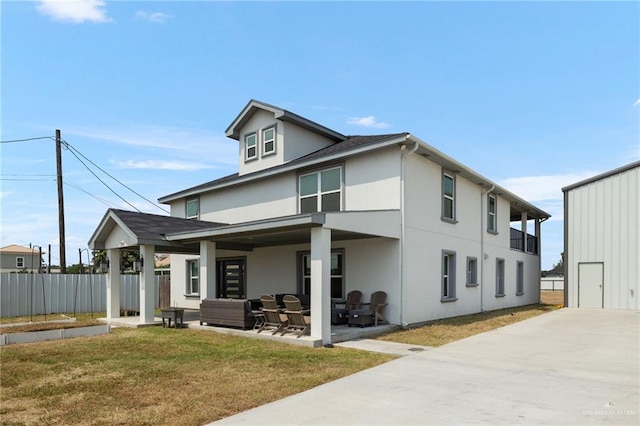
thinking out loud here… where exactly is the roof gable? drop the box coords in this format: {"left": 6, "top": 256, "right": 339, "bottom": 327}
{"left": 225, "top": 99, "right": 346, "bottom": 142}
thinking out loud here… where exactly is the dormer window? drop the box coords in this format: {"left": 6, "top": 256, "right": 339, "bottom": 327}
{"left": 245, "top": 133, "right": 257, "bottom": 161}
{"left": 186, "top": 197, "right": 199, "bottom": 219}
{"left": 262, "top": 126, "right": 276, "bottom": 156}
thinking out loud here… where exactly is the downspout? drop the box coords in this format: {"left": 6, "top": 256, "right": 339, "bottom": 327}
{"left": 400, "top": 138, "right": 419, "bottom": 328}
{"left": 480, "top": 184, "right": 495, "bottom": 313}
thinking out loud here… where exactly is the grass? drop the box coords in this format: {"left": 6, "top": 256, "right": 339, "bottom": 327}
{"left": 0, "top": 326, "right": 395, "bottom": 425}
{"left": 376, "top": 300, "right": 563, "bottom": 347}
{"left": 1, "top": 294, "right": 564, "bottom": 425}
{"left": 0, "top": 312, "right": 103, "bottom": 334}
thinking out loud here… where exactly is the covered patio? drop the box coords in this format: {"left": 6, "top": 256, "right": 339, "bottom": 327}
{"left": 89, "top": 209, "right": 400, "bottom": 346}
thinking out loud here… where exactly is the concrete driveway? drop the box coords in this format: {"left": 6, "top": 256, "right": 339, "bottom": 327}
{"left": 213, "top": 309, "right": 639, "bottom": 425}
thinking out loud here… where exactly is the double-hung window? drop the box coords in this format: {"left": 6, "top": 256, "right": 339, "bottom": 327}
{"left": 516, "top": 261, "right": 524, "bottom": 295}
{"left": 187, "top": 260, "right": 199, "bottom": 295}
{"left": 262, "top": 126, "right": 276, "bottom": 156}
{"left": 245, "top": 132, "right": 257, "bottom": 160}
{"left": 442, "top": 171, "right": 456, "bottom": 222}
{"left": 496, "top": 258, "right": 505, "bottom": 297}
{"left": 16, "top": 257, "right": 24, "bottom": 268}
{"left": 299, "top": 250, "right": 344, "bottom": 299}
{"left": 488, "top": 194, "right": 497, "bottom": 233}
{"left": 466, "top": 257, "right": 478, "bottom": 287}
{"left": 299, "top": 166, "right": 342, "bottom": 214}
{"left": 442, "top": 250, "right": 457, "bottom": 301}
{"left": 186, "top": 197, "right": 199, "bottom": 219}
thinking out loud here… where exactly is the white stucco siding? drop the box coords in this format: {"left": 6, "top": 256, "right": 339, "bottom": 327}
{"left": 198, "top": 173, "right": 297, "bottom": 223}
{"left": 344, "top": 148, "right": 401, "bottom": 211}
{"left": 238, "top": 110, "right": 284, "bottom": 176}
{"left": 282, "top": 122, "right": 336, "bottom": 163}
{"left": 566, "top": 165, "right": 639, "bottom": 309}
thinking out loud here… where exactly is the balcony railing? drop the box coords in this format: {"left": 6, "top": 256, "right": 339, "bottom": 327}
{"left": 510, "top": 228, "right": 538, "bottom": 255}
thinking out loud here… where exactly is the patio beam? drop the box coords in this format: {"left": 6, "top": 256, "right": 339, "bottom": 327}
{"left": 310, "top": 227, "right": 331, "bottom": 345}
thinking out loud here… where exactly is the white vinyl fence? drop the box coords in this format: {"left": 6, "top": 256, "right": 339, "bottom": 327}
{"left": 0, "top": 273, "right": 162, "bottom": 318}
{"left": 541, "top": 277, "right": 564, "bottom": 291}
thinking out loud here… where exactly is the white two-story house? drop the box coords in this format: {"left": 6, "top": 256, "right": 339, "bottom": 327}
{"left": 89, "top": 100, "right": 550, "bottom": 345}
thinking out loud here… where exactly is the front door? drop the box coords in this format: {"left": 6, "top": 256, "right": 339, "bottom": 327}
{"left": 578, "top": 262, "right": 604, "bottom": 308}
{"left": 217, "top": 258, "right": 245, "bottom": 299}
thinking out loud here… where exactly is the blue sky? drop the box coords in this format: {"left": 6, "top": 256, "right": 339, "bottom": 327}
{"left": 1, "top": 0, "right": 638, "bottom": 270}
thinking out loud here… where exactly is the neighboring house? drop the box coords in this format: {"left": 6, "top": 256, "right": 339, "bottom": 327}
{"left": 89, "top": 100, "right": 550, "bottom": 345}
{"left": 562, "top": 161, "right": 639, "bottom": 309}
{"left": 0, "top": 245, "right": 44, "bottom": 273}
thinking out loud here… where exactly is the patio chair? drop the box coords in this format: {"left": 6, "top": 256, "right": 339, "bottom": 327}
{"left": 331, "top": 290, "right": 362, "bottom": 325}
{"left": 257, "top": 294, "right": 288, "bottom": 335}
{"left": 281, "top": 295, "right": 311, "bottom": 338}
{"left": 348, "top": 291, "right": 388, "bottom": 328}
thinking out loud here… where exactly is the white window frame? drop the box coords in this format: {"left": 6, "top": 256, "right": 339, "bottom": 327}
{"left": 466, "top": 256, "right": 478, "bottom": 287}
{"left": 441, "top": 250, "right": 457, "bottom": 302}
{"left": 245, "top": 132, "right": 257, "bottom": 161}
{"left": 442, "top": 171, "right": 457, "bottom": 223}
{"left": 262, "top": 126, "right": 276, "bottom": 156}
{"left": 187, "top": 260, "right": 199, "bottom": 296}
{"left": 488, "top": 193, "right": 497, "bottom": 233}
{"left": 298, "top": 166, "right": 343, "bottom": 214}
{"left": 186, "top": 197, "right": 199, "bottom": 219}
{"left": 516, "top": 261, "right": 524, "bottom": 296}
{"left": 16, "top": 257, "right": 25, "bottom": 268}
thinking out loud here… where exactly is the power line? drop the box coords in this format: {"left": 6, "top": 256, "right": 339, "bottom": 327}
{"left": 0, "top": 178, "right": 55, "bottom": 182}
{"left": 61, "top": 138, "right": 170, "bottom": 214}
{"left": 62, "top": 141, "right": 143, "bottom": 213}
{"left": 0, "top": 136, "right": 54, "bottom": 144}
{"left": 63, "top": 181, "right": 115, "bottom": 208}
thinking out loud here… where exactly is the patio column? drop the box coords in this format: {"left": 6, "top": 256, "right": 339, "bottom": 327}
{"left": 106, "top": 248, "right": 121, "bottom": 320}
{"left": 200, "top": 240, "right": 216, "bottom": 300}
{"left": 310, "top": 227, "right": 331, "bottom": 345}
{"left": 139, "top": 244, "right": 156, "bottom": 324}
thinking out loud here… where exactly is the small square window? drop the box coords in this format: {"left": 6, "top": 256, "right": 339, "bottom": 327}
{"left": 262, "top": 127, "right": 275, "bottom": 155}
{"left": 16, "top": 257, "right": 24, "bottom": 268}
{"left": 245, "top": 133, "right": 257, "bottom": 160}
{"left": 186, "top": 198, "right": 199, "bottom": 219}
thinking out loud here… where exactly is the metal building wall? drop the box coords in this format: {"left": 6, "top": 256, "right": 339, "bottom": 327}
{"left": 565, "top": 164, "right": 639, "bottom": 309}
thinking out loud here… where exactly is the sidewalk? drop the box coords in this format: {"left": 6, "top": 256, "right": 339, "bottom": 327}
{"left": 212, "top": 309, "right": 639, "bottom": 425}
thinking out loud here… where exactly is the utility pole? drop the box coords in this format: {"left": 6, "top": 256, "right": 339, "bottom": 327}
{"left": 47, "top": 244, "right": 51, "bottom": 274}
{"left": 56, "top": 129, "right": 66, "bottom": 273}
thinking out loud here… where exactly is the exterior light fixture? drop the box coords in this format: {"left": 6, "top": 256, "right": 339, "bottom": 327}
{"left": 133, "top": 256, "right": 144, "bottom": 273}
{"left": 100, "top": 259, "right": 110, "bottom": 273}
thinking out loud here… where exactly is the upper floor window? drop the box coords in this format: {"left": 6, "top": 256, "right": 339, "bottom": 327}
{"left": 16, "top": 257, "right": 24, "bottom": 268}
{"left": 299, "top": 166, "right": 342, "bottom": 214}
{"left": 262, "top": 126, "right": 276, "bottom": 156}
{"left": 245, "top": 132, "right": 257, "bottom": 161}
{"left": 442, "top": 171, "right": 456, "bottom": 222}
{"left": 488, "top": 193, "right": 497, "bottom": 233}
{"left": 186, "top": 197, "right": 199, "bottom": 219}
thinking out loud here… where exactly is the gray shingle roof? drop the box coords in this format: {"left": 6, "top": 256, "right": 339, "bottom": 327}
{"left": 111, "top": 209, "right": 226, "bottom": 241}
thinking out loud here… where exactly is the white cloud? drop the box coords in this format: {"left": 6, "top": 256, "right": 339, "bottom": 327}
{"left": 634, "top": 98, "right": 640, "bottom": 107}
{"left": 36, "top": 0, "right": 112, "bottom": 24}
{"left": 498, "top": 172, "right": 598, "bottom": 203}
{"left": 116, "top": 160, "right": 214, "bottom": 172}
{"left": 347, "top": 116, "right": 391, "bottom": 129}
{"left": 135, "top": 10, "right": 171, "bottom": 24}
